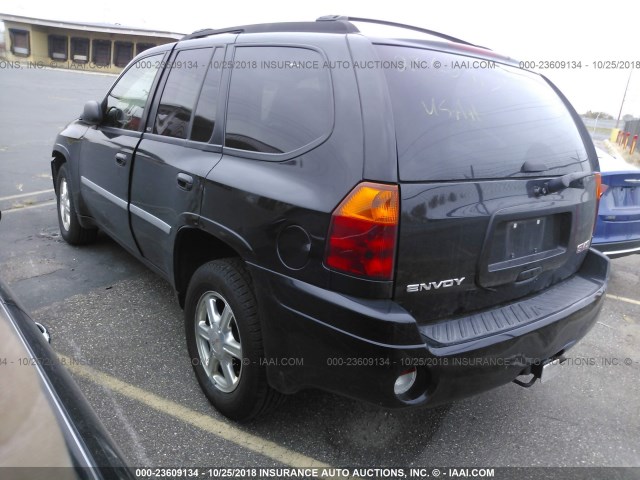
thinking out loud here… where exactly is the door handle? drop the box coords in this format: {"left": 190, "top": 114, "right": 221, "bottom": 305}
{"left": 115, "top": 152, "right": 127, "bottom": 166}
{"left": 177, "top": 173, "right": 194, "bottom": 191}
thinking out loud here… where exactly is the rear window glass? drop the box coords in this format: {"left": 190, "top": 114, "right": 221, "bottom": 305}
{"left": 375, "top": 45, "right": 589, "bottom": 181}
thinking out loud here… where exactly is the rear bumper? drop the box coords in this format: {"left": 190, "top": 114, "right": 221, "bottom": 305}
{"left": 592, "top": 238, "right": 640, "bottom": 258}
{"left": 249, "top": 249, "right": 609, "bottom": 408}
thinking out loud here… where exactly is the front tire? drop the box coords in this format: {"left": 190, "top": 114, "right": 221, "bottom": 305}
{"left": 185, "top": 258, "right": 283, "bottom": 421}
{"left": 56, "top": 164, "right": 97, "bottom": 245}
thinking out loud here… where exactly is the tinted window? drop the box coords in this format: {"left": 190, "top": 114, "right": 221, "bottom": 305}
{"left": 376, "top": 45, "right": 589, "bottom": 181}
{"left": 225, "top": 47, "right": 332, "bottom": 154}
{"left": 104, "top": 54, "right": 162, "bottom": 131}
{"left": 154, "top": 48, "right": 213, "bottom": 139}
{"left": 191, "top": 49, "right": 223, "bottom": 142}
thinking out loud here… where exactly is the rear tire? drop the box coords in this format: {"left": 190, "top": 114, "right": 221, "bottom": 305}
{"left": 56, "top": 164, "right": 97, "bottom": 245}
{"left": 185, "top": 258, "right": 283, "bottom": 421}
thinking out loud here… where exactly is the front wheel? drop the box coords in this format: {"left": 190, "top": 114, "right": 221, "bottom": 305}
{"left": 185, "top": 258, "right": 283, "bottom": 421}
{"left": 56, "top": 164, "right": 97, "bottom": 245}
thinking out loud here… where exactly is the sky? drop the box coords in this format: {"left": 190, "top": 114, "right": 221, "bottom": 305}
{"left": 2, "top": 0, "right": 640, "bottom": 118}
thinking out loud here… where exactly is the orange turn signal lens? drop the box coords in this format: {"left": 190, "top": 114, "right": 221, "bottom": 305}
{"left": 335, "top": 183, "right": 399, "bottom": 225}
{"left": 595, "top": 172, "right": 603, "bottom": 199}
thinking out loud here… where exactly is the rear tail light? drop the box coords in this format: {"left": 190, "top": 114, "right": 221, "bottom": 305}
{"left": 325, "top": 182, "right": 399, "bottom": 280}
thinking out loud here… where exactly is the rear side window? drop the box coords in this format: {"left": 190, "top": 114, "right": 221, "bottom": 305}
{"left": 191, "top": 48, "right": 224, "bottom": 142}
{"left": 225, "top": 46, "right": 332, "bottom": 154}
{"left": 154, "top": 48, "right": 214, "bottom": 139}
{"left": 375, "top": 45, "right": 589, "bottom": 181}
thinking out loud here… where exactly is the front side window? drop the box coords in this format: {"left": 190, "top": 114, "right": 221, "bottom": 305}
{"left": 104, "top": 54, "right": 163, "bottom": 131}
{"left": 114, "top": 42, "right": 134, "bottom": 68}
{"left": 224, "top": 46, "right": 332, "bottom": 154}
{"left": 92, "top": 40, "right": 111, "bottom": 66}
{"left": 48, "top": 35, "right": 68, "bottom": 61}
{"left": 154, "top": 48, "right": 213, "bottom": 139}
{"left": 71, "top": 37, "right": 89, "bottom": 63}
{"left": 9, "top": 29, "right": 30, "bottom": 57}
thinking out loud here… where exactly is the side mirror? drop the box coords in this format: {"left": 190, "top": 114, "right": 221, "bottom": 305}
{"left": 81, "top": 100, "right": 103, "bottom": 125}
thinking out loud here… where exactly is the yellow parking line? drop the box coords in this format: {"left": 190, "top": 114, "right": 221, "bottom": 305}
{"left": 60, "top": 355, "right": 342, "bottom": 477}
{"left": 2, "top": 201, "right": 56, "bottom": 214}
{"left": 0, "top": 189, "right": 55, "bottom": 202}
{"left": 606, "top": 294, "right": 640, "bottom": 307}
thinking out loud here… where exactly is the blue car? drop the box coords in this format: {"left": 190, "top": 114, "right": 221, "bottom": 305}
{"left": 592, "top": 146, "right": 640, "bottom": 258}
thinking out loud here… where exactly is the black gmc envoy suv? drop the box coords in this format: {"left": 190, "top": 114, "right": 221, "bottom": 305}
{"left": 51, "top": 16, "right": 610, "bottom": 420}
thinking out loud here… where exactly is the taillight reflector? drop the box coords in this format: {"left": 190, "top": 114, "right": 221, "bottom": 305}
{"left": 594, "top": 172, "right": 606, "bottom": 234}
{"left": 325, "top": 182, "right": 399, "bottom": 280}
{"left": 595, "top": 172, "right": 604, "bottom": 199}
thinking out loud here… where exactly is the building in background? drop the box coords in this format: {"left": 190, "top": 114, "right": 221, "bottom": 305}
{"left": 0, "top": 13, "right": 182, "bottom": 74}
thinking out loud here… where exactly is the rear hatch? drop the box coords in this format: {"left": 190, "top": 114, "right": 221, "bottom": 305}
{"left": 375, "top": 43, "right": 599, "bottom": 323}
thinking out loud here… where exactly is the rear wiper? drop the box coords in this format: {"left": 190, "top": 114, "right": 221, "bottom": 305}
{"left": 534, "top": 171, "right": 593, "bottom": 196}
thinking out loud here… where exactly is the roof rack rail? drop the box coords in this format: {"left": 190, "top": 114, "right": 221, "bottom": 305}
{"left": 181, "top": 27, "right": 244, "bottom": 41}
{"left": 181, "top": 20, "right": 359, "bottom": 41}
{"left": 316, "top": 15, "right": 484, "bottom": 48}
{"left": 181, "top": 17, "right": 487, "bottom": 48}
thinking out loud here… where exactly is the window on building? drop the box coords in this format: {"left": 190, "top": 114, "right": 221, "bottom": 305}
{"left": 92, "top": 40, "right": 111, "bottom": 66}
{"left": 9, "top": 29, "right": 30, "bottom": 57}
{"left": 104, "top": 54, "right": 163, "bottom": 131}
{"left": 114, "top": 41, "right": 134, "bottom": 68}
{"left": 71, "top": 37, "right": 89, "bottom": 63}
{"left": 136, "top": 43, "right": 156, "bottom": 55}
{"left": 225, "top": 47, "right": 333, "bottom": 154}
{"left": 154, "top": 48, "right": 213, "bottom": 139}
{"left": 48, "top": 35, "right": 68, "bottom": 61}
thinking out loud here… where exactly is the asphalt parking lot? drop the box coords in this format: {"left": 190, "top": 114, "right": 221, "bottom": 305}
{"left": 1, "top": 66, "right": 639, "bottom": 476}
